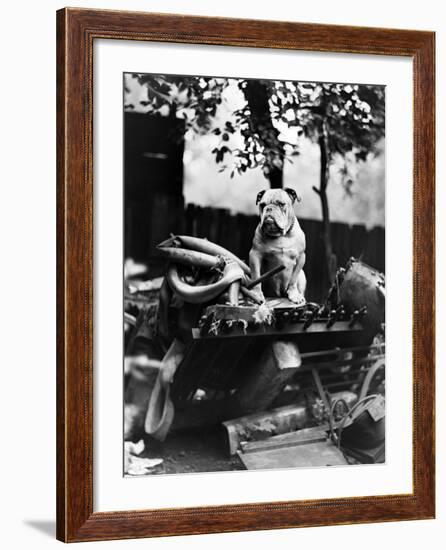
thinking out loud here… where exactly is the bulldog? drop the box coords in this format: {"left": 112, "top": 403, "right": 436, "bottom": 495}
{"left": 249, "top": 188, "right": 306, "bottom": 305}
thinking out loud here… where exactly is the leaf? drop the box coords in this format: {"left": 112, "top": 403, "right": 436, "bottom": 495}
{"left": 214, "top": 145, "right": 231, "bottom": 163}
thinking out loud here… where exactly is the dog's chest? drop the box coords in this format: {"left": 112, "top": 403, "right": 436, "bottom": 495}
{"left": 260, "top": 242, "right": 299, "bottom": 263}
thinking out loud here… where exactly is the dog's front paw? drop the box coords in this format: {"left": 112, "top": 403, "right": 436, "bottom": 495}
{"left": 287, "top": 287, "right": 306, "bottom": 306}
{"left": 250, "top": 285, "right": 265, "bottom": 303}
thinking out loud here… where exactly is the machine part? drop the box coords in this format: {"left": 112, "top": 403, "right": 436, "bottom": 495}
{"left": 157, "top": 246, "right": 222, "bottom": 269}
{"left": 359, "top": 358, "right": 386, "bottom": 400}
{"left": 290, "top": 308, "right": 305, "bottom": 323}
{"left": 166, "top": 261, "right": 244, "bottom": 304}
{"left": 335, "top": 258, "right": 385, "bottom": 336}
{"left": 194, "top": 299, "right": 365, "bottom": 339}
{"left": 167, "top": 294, "right": 373, "bottom": 414}
{"left": 302, "top": 305, "right": 322, "bottom": 330}
{"left": 245, "top": 264, "right": 285, "bottom": 290}
{"left": 158, "top": 234, "right": 251, "bottom": 275}
{"left": 302, "top": 352, "right": 384, "bottom": 372}
{"left": 227, "top": 280, "right": 240, "bottom": 306}
{"left": 329, "top": 391, "right": 358, "bottom": 421}
{"left": 336, "top": 394, "right": 385, "bottom": 451}
{"left": 194, "top": 318, "right": 364, "bottom": 340}
{"left": 326, "top": 267, "right": 346, "bottom": 306}
{"left": 349, "top": 306, "right": 368, "bottom": 327}
{"left": 300, "top": 343, "right": 385, "bottom": 362}
{"left": 223, "top": 403, "right": 308, "bottom": 456}
{"left": 326, "top": 305, "right": 345, "bottom": 328}
{"left": 311, "top": 367, "right": 335, "bottom": 434}
{"left": 239, "top": 426, "right": 328, "bottom": 454}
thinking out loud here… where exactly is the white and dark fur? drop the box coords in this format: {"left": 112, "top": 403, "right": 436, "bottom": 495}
{"left": 249, "top": 188, "right": 306, "bottom": 304}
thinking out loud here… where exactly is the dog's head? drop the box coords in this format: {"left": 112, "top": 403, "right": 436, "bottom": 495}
{"left": 256, "top": 188, "right": 301, "bottom": 237}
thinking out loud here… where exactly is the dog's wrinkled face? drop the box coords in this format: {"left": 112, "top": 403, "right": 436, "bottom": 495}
{"left": 256, "top": 188, "right": 299, "bottom": 237}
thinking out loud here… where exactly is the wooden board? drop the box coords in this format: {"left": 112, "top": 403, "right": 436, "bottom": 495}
{"left": 238, "top": 440, "right": 348, "bottom": 470}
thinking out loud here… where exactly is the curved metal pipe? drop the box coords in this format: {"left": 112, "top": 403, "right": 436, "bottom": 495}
{"left": 166, "top": 261, "right": 244, "bottom": 304}
{"left": 158, "top": 235, "right": 251, "bottom": 275}
{"left": 157, "top": 246, "right": 221, "bottom": 269}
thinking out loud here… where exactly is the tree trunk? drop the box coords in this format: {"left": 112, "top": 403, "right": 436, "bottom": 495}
{"left": 243, "top": 81, "right": 284, "bottom": 188}
{"left": 315, "top": 119, "right": 337, "bottom": 286}
{"left": 267, "top": 166, "right": 284, "bottom": 189}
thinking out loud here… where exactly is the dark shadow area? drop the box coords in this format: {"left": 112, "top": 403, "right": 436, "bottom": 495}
{"left": 23, "top": 520, "right": 56, "bottom": 538}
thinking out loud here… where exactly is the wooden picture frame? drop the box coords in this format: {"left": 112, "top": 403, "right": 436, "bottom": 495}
{"left": 56, "top": 7, "right": 435, "bottom": 542}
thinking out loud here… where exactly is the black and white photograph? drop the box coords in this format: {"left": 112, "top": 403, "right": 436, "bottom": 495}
{"left": 123, "top": 72, "right": 386, "bottom": 477}
{"left": 0, "top": 0, "right": 441, "bottom": 545}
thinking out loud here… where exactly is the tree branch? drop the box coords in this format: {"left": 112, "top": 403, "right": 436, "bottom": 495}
{"left": 146, "top": 84, "right": 173, "bottom": 104}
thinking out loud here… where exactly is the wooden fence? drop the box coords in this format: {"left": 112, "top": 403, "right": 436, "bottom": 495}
{"left": 183, "top": 204, "right": 385, "bottom": 302}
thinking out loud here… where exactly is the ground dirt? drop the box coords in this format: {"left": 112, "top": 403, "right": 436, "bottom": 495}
{"left": 141, "top": 427, "right": 244, "bottom": 475}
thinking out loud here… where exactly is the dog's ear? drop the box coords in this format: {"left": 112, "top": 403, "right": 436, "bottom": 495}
{"left": 284, "top": 187, "right": 301, "bottom": 203}
{"left": 256, "top": 190, "right": 266, "bottom": 205}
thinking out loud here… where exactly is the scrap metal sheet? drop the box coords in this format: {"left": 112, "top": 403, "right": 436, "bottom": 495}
{"left": 238, "top": 441, "right": 348, "bottom": 470}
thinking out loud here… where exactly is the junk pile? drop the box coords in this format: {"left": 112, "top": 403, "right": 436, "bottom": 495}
{"left": 124, "top": 235, "right": 386, "bottom": 470}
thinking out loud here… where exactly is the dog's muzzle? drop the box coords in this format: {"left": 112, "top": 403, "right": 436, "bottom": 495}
{"left": 261, "top": 206, "right": 288, "bottom": 236}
